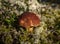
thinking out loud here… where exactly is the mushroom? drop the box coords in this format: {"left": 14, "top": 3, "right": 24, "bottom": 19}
{"left": 18, "top": 12, "right": 40, "bottom": 32}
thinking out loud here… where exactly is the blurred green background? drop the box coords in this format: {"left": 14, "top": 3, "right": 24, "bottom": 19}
{"left": 0, "top": 0, "right": 60, "bottom": 44}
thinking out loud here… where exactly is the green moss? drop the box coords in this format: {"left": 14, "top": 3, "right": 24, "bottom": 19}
{"left": 0, "top": 0, "right": 60, "bottom": 44}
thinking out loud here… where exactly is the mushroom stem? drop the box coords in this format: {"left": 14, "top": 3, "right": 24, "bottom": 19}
{"left": 26, "top": 27, "right": 33, "bottom": 33}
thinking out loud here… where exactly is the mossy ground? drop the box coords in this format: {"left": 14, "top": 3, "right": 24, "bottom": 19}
{"left": 0, "top": 0, "right": 60, "bottom": 44}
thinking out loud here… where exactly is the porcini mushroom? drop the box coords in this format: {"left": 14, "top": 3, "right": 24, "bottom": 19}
{"left": 18, "top": 12, "right": 40, "bottom": 32}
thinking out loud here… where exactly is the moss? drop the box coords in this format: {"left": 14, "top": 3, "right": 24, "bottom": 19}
{"left": 0, "top": 0, "right": 60, "bottom": 44}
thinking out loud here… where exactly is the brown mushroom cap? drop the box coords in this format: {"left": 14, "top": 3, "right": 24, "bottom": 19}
{"left": 19, "top": 12, "right": 40, "bottom": 28}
